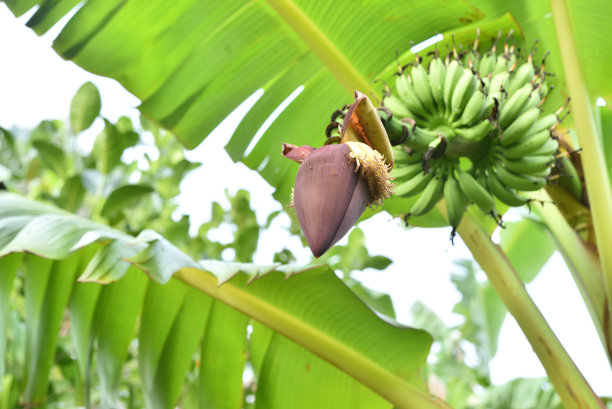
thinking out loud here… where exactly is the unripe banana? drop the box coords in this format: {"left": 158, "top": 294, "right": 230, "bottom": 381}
{"left": 528, "top": 166, "right": 553, "bottom": 178}
{"left": 393, "top": 148, "right": 423, "bottom": 165}
{"left": 456, "top": 167, "right": 495, "bottom": 213}
{"left": 499, "top": 107, "right": 540, "bottom": 146}
{"left": 390, "top": 161, "right": 424, "bottom": 179}
{"left": 396, "top": 75, "right": 430, "bottom": 119}
{"left": 394, "top": 170, "right": 434, "bottom": 197}
{"left": 408, "top": 127, "right": 440, "bottom": 152}
{"left": 557, "top": 156, "right": 583, "bottom": 201}
{"left": 486, "top": 170, "right": 529, "bottom": 206}
{"left": 443, "top": 60, "right": 463, "bottom": 111}
{"left": 383, "top": 94, "right": 413, "bottom": 119}
{"left": 383, "top": 115, "right": 410, "bottom": 144}
{"left": 489, "top": 72, "right": 510, "bottom": 94}
{"left": 538, "top": 79, "right": 549, "bottom": 98}
{"left": 523, "top": 89, "right": 542, "bottom": 112}
{"left": 495, "top": 165, "right": 547, "bottom": 191}
{"left": 482, "top": 97, "right": 496, "bottom": 119}
{"left": 411, "top": 64, "right": 436, "bottom": 114}
{"left": 459, "top": 91, "right": 486, "bottom": 126}
{"left": 492, "top": 53, "right": 517, "bottom": 76}
{"left": 428, "top": 57, "right": 446, "bottom": 110}
{"left": 443, "top": 171, "right": 467, "bottom": 229}
{"left": 455, "top": 119, "right": 492, "bottom": 141}
{"left": 502, "top": 129, "right": 552, "bottom": 159}
{"left": 507, "top": 62, "right": 535, "bottom": 95}
{"left": 526, "top": 113, "right": 558, "bottom": 136}
{"left": 372, "top": 38, "right": 561, "bottom": 222}
{"left": 529, "top": 136, "right": 559, "bottom": 156}
{"left": 409, "top": 173, "right": 445, "bottom": 216}
{"left": 498, "top": 83, "right": 533, "bottom": 129}
{"left": 503, "top": 154, "right": 555, "bottom": 174}
{"left": 451, "top": 69, "right": 477, "bottom": 119}
{"left": 478, "top": 53, "right": 496, "bottom": 77}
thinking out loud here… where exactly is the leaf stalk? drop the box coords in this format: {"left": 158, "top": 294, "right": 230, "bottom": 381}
{"left": 550, "top": 0, "right": 612, "bottom": 347}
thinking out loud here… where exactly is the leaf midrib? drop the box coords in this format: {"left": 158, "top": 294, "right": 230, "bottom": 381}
{"left": 264, "top": 0, "right": 377, "bottom": 99}
{"left": 174, "top": 267, "right": 449, "bottom": 409}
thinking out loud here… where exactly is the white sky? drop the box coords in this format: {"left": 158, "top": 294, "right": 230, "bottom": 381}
{"left": 1, "top": 3, "right": 610, "bottom": 397}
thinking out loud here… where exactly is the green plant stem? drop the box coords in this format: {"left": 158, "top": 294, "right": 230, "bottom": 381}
{"left": 529, "top": 190, "right": 610, "bottom": 361}
{"left": 550, "top": 0, "right": 612, "bottom": 337}
{"left": 264, "top": 0, "right": 377, "bottom": 99}
{"left": 457, "top": 210, "right": 604, "bottom": 409}
{"left": 174, "top": 268, "right": 452, "bottom": 409}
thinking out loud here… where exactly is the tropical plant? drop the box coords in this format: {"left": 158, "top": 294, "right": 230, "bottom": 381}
{"left": 1, "top": 0, "right": 612, "bottom": 408}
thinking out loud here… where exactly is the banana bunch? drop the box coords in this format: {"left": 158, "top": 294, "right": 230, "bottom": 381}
{"left": 382, "top": 35, "right": 562, "bottom": 236}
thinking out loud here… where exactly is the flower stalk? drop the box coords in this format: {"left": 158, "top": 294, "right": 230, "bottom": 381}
{"left": 454, "top": 207, "right": 605, "bottom": 409}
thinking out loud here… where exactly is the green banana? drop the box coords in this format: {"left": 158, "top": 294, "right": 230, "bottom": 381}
{"left": 557, "top": 155, "right": 583, "bottom": 201}
{"left": 443, "top": 60, "right": 463, "bottom": 111}
{"left": 495, "top": 165, "right": 547, "bottom": 191}
{"left": 451, "top": 69, "right": 477, "bottom": 119}
{"left": 478, "top": 52, "right": 496, "bottom": 77}
{"left": 396, "top": 74, "right": 430, "bottom": 119}
{"left": 459, "top": 91, "right": 486, "bottom": 126}
{"left": 502, "top": 129, "right": 552, "bottom": 159}
{"left": 486, "top": 171, "right": 528, "bottom": 206}
{"left": 492, "top": 53, "right": 517, "bottom": 76}
{"left": 529, "top": 136, "right": 559, "bottom": 156}
{"left": 394, "top": 170, "right": 434, "bottom": 197}
{"left": 481, "top": 96, "right": 496, "bottom": 119}
{"left": 456, "top": 167, "right": 495, "bottom": 213}
{"left": 428, "top": 57, "right": 446, "bottom": 111}
{"left": 383, "top": 94, "right": 412, "bottom": 119}
{"left": 489, "top": 72, "right": 510, "bottom": 94}
{"left": 443, "top": 171, "right": 467, "bottom": 229}
{"left": 393, "top": 148, "right": 423, "bottom": 165}
{"left": 507, "top": 62, "right": 535, "bottom": 95}
{"left": 455, "top": 119, "right": 492, "bottom": 141}
{"left": 523, "top": 89, "right": 542, "bottom": 112}
{"left": 383, "top": 115, "right": 410, "bottom": 144}
{"left": 409, "top": 127, "right": 441, "bottom": 151}
{"left": 409, "top": 173, "right": 445, "bottom": 216}
{"left": 411, "top": 64, "right": 436, "bottom": 113}
{"left": 390, "top": 161, "right": 424, "bottom": 179}
{"left": 528, "top": 166, "right": 553, "bottom": 178}
{"left": 526, "top": 113, "right": 558, "bottom": 136}
{"left": 503, "top": 154, "right": 555, "bottom": 174}
{"left": 499, "top": 107, "right": 540, "bottom": 146}
{"left": 498, "top": 83, "right": 533, "bottom": 128}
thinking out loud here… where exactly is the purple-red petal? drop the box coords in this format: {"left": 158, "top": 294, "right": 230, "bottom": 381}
{"left": 293, "top": 144, "right": 371, "bottom": 257}
{"left": 282, "top": 143, "right": 315, "bottom": 163}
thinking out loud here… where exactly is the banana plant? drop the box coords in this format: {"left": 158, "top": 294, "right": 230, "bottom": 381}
{"left": 1, "top": 0, "right": 612, "bottom": 408}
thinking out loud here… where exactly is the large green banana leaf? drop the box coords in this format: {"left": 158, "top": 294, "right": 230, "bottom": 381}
{"left": 3, "top": 1, "right": 612, "bottom": 407}
{"left": 4, "top": 0, "right": 611, "bottom": 206}
{"left": 0, "top": 192, "right": 440, "bottom": 409}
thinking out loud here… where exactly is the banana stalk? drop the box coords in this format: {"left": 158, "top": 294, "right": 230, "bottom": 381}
{"left": 451, "top": 207, "right": 605, "bottom": 409}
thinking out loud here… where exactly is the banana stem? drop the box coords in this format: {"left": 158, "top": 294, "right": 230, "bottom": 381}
{"left": 529, "top": 189, "right": 611, "bottom": 363}
{"left": 550, "top": 0, "right": 612, "bottom": 345}
{"left": 457, "top": 210, "right": 604, "bottom": 409}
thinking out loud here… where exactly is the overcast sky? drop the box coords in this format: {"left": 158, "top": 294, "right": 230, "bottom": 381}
{"left": 1, "top": 4, "right": 610, "bottom": 395}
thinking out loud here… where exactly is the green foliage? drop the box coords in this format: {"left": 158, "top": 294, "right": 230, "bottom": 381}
{"left": 412, "top": 260, "right": 563, "bottom": 409}
{"left": 2, "top": 0, "right": 612, "bottom": 407}
{"left": 70, "top": 81, "right": 101, "bottom": 134}
{"left": 0, "top": 84, "right": 431, "bottom": 408}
